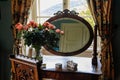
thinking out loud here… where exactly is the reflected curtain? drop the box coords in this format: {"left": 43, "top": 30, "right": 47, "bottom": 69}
{"left": 87, "top": 0, "right": 114, "bottom": 80}
{"left": 11, "top": 0, "right": 34, "bottom": 54}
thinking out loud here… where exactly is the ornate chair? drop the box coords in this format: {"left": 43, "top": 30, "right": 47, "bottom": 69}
{"left": 9, "top": 55, "right": 42, "bottom": 80}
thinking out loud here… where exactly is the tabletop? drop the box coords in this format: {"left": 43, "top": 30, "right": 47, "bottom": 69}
{"left": 41, "top": 55, "right": 102, "bottom": 75}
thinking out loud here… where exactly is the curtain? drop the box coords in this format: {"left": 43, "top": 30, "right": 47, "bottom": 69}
{"left": 11, "top": 0, "right": 34, "bottom": 54}
{"left": 87, "top": 0, "right": 114, "bottom": 80}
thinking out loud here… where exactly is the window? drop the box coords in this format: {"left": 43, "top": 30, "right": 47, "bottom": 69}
{"left": 28, "top": 0, "right": 100, "bottom": 57}
{"left": 30, "top": 0, "right": 94, "bottom": 26}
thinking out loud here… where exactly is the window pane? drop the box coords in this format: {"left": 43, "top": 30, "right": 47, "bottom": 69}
{"left": 70, "top": 0, "right": 94, "bottom": 26}
{"left": 40, "top": 0, "right": 62, "bottom": 16}
{"left": 37, "top": 18, "right": 49, "bottom": 24}
{"left": 70, "top": 0, "right": 88, "bottom": 13}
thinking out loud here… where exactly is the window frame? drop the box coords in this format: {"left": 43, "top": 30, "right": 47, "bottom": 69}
{"left": 27, "top": 0, "right": 101, "bottom": 57}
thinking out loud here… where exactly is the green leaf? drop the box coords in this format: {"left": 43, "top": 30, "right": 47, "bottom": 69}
{"left": 38, "top": 24, "right": 43, "bottom": 29}
{"left": 17, "top": 31, "right": 22, "bottom": 39}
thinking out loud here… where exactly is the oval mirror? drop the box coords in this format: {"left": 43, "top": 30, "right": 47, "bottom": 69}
{"left": 44, "top": 9, "right": 94, "bottom": 56}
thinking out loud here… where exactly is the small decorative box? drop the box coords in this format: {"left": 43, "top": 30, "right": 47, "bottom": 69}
{"left": 41, "top": 63, "right": 46, "bottom": 68}
{"left": 66, "top": 60, "right": 78, "bottom": 71}
{"left": 55, "top": 63, "right": 62, "bottom": 71}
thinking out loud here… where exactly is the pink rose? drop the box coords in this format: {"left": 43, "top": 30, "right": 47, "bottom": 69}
{"left": 27, "top": 20, "right": 38, "bottom": 28}
{"left": 45, "top": 28, "right": 49, "bottom": 31}
{"left": 15, "top": 23, "right": 23, "bottom": 30}
{"left": 55, "top": 29, "right": 61, "bottom": 33}
{"left": 29, "top": 20, "right": 35, "bottom": 26}
{"left": 32, "top": 22, "right": 38, "bottom": 28}
{"left": 48, "top": 24, "right": 55, "bottom": 29}
{"left": 23, "top": 25, "right": 29, "bottom": 30}
{"left": 43, "top": 22, "right": 49, "bottom": 27}
{"left": 27, "top": 23, "right": 31, "bottom": 28}
{"left": 60, "top": 31, "right": 64, "bottom": 34}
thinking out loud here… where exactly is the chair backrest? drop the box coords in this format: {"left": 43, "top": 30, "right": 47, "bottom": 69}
{"left": 9, "top": 55, "right": 42, "bottom": 80}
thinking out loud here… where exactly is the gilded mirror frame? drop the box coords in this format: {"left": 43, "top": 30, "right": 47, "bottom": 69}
{"left": 44, "top": 9, "right": 94, "bottom": 56}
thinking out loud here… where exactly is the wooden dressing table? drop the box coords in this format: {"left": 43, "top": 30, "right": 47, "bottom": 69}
{"left": 10, "top": 9, "right": 101, "bottom": 80}
{"left": 10, "top": 55, "right": 102, "bottom": 80}
{"left": 39, "top": 55, "right": 102, "bottom": 80}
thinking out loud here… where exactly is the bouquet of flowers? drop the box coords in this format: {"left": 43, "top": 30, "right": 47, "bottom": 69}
{"left": 15, "top": 20, "right": 64, "bottom": 59}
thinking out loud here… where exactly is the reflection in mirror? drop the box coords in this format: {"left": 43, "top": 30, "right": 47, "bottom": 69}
{"left": 44, "top": 9, "right": 94, "bottom": 56}
{"left": 51, "top": 18, "right": 90, "bottom": 52}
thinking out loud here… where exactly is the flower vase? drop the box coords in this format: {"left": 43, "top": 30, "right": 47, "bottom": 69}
{"left": 34, "top": 48, "right": 43, "bottom": 61}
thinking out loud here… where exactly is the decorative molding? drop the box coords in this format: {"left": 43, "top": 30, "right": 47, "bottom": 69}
{"left": 54, "top": 9, "right": 79, "bottom": 16}
{"left": 15, "top": 62, "right": 35, "bottom": 80}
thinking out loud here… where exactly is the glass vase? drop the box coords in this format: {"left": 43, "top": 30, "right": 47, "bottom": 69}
{"left": 34, "top": 48, "right": 43, "bottom": 61}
